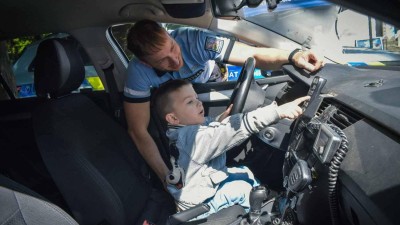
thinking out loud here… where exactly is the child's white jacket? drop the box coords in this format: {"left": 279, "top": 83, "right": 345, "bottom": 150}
{"left": 166, "top": 102, "right": 280, "bottom": 211}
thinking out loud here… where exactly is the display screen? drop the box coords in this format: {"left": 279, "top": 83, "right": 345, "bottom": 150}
{"left": 312, "top": 123, "right": 341, "bottom": 163}
{"left": 313, "top": 128, "right": 329, "bottom": 155}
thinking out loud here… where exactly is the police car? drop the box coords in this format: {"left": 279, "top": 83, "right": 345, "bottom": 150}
{"left": 0, "top": 0, "right": 399, "bottom": 224}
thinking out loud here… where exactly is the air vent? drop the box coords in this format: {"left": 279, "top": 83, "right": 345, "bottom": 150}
{"left": 317, "top": 98, "right": 363, "bottom": 129}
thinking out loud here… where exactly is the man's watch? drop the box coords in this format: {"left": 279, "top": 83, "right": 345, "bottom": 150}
{"left": 288, "top": 48, "right": 302, "bottom": 65}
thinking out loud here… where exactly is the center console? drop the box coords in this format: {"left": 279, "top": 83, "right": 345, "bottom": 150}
{"left": 237, "top": 76, "right": 348, "bottom": 225}
{"left": 169, "top": 76, "right": 349, "bottom": 225}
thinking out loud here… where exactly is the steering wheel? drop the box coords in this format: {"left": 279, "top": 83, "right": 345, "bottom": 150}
{"left": 229, "top": 57, "right": 256, "bottom": 115}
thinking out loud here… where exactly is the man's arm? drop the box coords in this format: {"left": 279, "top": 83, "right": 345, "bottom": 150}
{"left": 124, "top": 101, "right": 169, "bottom": 182}
{"left": 227, "top": 41, "right": 324, "bottom": 72}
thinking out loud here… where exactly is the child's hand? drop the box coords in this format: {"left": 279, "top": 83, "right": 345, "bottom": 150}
{"left": 217, "top": 104, "right": 233, "bottom": 122}
{"left": 276, "top": 96, "right": 310, "bottom": 119}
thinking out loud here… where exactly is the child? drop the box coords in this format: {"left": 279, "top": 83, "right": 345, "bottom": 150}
{"left": 153, "top": 79, "right": 309, "bottom": 217}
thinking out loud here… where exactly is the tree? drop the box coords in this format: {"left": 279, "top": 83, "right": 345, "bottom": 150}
{"left": 0, "top": 41, "right": 17, "bottom": 99}
{"left": 6, "top": 35, "right": 45, "bottom": 63}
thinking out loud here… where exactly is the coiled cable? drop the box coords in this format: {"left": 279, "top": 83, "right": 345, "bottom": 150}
{"left": 328, "top": 124, "right": 349, "bottom": 225}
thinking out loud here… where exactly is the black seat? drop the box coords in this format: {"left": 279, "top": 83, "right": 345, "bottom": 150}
{"left": 32, "top": 38, "right": 245, "bottom": 225}
{"left": 32, "top": 38, "right": 161, "bottom": 225}
{"left": 0, "top": 174, "right": 78, "bottom": 225}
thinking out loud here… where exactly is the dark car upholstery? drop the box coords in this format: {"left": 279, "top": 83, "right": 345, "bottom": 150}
{"left": 32, "top": 38, "right": 157, "bottom": 224}
{"left": 0, "top": 174, "right": 78, "bottom": 225}
{"left": 31, "top": 38, "right": 246, "bottom": 225}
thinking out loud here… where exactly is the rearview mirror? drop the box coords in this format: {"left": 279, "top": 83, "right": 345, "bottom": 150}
{"left": 211, "top": 0, "right": 281, "bottom": 18}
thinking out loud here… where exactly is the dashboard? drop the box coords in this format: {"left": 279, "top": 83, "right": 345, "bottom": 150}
{"left": 258, "top": 64, "right": 400, "bottom": 225}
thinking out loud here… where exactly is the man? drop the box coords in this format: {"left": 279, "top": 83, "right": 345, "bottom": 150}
{"left": 123, "top": 19, "right": 324, "bottom": 184}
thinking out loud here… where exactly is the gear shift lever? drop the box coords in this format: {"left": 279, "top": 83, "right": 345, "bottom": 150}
{"left": 249, "top": 185, "right": 268, "bottom": 224}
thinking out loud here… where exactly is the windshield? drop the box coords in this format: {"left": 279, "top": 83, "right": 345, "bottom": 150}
{"left": 243, "top": 0, "right": 400, "bottom": 66}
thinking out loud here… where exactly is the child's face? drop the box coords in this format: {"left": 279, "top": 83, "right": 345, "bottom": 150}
{"left": 167, "top": 84, "right": 205, "bottom": 125}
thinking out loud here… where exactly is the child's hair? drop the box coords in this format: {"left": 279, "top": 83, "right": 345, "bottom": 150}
{"left": 153, "top": 79, "right": 191, "bottom": 121}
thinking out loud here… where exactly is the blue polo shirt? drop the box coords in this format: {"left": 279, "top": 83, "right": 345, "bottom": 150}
{"left": 124, "top": 27, "right": 234, "bottom": 103}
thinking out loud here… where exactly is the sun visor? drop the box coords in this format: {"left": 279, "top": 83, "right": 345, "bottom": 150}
{"left": 119, "top": 4, "right": 165, "bottom": 19}
{"left": 162, "top": 0, "right": 206, "bottom": 18}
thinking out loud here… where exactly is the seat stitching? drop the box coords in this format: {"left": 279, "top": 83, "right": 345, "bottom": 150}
{"left": 2, "top": 191, "right": 25, "bottom": 225}
{"left": 14, "top": 191, "right": 77, "bottom": 225}
{"left": 74, "top": 155, "right": 125, "bottom": 220}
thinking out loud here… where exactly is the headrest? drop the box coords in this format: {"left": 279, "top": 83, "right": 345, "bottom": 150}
{"left": 34, "top": 38, "right": 85, "bottom": 98}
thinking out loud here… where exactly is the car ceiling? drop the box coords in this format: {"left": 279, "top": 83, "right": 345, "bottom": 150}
{"left": 0, "top": 0, "right": 398, "bottom": 40}
{"left": 0, "top": 0, "right": 213, "bottom": 40}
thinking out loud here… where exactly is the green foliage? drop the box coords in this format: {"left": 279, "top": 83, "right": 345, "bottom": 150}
{"left": 6, "top": 34, "right": 47, "bottom": 64}
{"left": 6, "top": 38, "right": 32, "bottom": 63}
{"left": 111, "top": 24, "right": 133, "bottom": 59}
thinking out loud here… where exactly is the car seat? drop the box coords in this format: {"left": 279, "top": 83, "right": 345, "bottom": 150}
{"left": 32, "top": 38, "right": 245, "bottom": 225}
{"left": 0, "top": 174, "right": 78, "bottom": 225}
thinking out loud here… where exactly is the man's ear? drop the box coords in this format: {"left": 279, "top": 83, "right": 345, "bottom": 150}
{"left": 165, "top": 113, "right": 179, "bottom": 125}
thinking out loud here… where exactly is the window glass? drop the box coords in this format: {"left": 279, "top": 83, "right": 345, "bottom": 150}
{"left": 110, "top": 23, "right": 267, "bottom": 83}
{"left": 4, "top": 33, "right": 104, "bottom": 99}
{"left": 242, "top": 0, "right": 400, "bottom": 66}
{"left": 0, "top": 41, "right": 17, "bottom": 100}
{"left": 111, "top": 24, "right": 134, "bottom": 60}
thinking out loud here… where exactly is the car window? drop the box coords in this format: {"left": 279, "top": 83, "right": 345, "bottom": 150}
{"left": 110, "top": 23, "right": 268, "bottom": 82}
{"left": 242, "top": 0, "right": 400, "bottom": 66}
{"left": 0, "top": 41, "right": 17, "bottom": 100}
{"left": 110, "top": 24, "right": 134, "bottom": 61}
{"left": 4, "top": 33, "right": 104, "bottom": 99}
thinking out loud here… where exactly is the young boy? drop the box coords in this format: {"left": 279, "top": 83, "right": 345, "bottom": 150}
{"left": 153, "top": 79, "right": 309, "bottom": 217}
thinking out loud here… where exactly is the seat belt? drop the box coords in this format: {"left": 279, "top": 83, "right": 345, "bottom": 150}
{"left": 102, "top": 62, "right": 122, "bottom": 120}
{"left": 165, "top": 125, "right": 185, "bottom": 189}
{"left": 0, "top": 71, "right": 16, "bottom": 100}
{"left": 166, "top": 141, "right": 185, "bottom": 189}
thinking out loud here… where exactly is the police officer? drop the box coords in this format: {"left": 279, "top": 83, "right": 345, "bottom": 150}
{"left": 123, "top": 19, "right": 324, "bottom": 185}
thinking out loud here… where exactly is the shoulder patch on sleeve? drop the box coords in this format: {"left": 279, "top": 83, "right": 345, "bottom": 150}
{"left": 205, "top": 36, "right": 224, "bottom": 53}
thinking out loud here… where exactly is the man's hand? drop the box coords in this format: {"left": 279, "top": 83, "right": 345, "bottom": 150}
{"left": 276, "top": 96, "right": 310, "bottom": 119}
{"left": 292, "top": 50, "right": 325, "bottom": 72}
{"left": 217, "top": 104, "right": 233, "bottom": 122}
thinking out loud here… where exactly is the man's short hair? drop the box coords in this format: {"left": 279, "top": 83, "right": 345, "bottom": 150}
{"left": 153, "top": 79, "right": 191, "bottom": 121}
{"left": 127, "top": 19, "right": 168, "bottom": 60}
